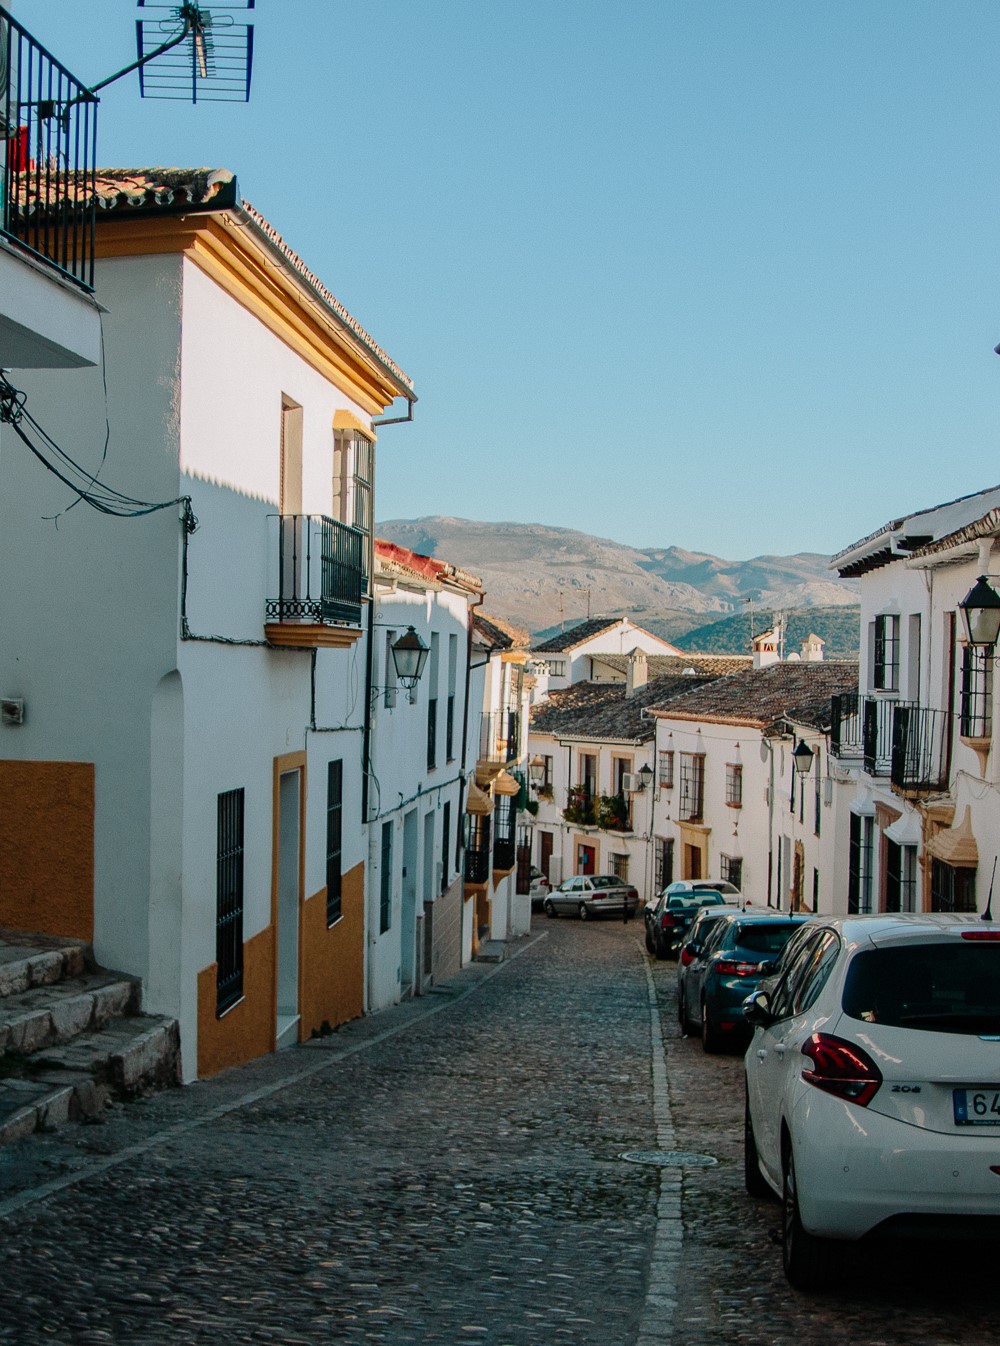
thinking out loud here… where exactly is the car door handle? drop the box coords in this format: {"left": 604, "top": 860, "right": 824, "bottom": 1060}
{"left": 756, "top": 1049, "right": 767, "bottom": 1061}
{"left": 773, "top": 1043, "right": 786, "bottom": 1057}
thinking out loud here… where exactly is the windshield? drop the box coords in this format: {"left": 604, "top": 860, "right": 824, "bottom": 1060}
{"left": 843, "top": 944, "right": 1000, "bottom": 1035}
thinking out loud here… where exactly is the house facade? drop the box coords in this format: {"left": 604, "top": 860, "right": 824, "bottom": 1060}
{"left": 0, "top": 168, "right": 415, "bottom": 1079}
{"left": 830, "top": 485, "right": 1000, "bottom": 916}
{"left": 532, "top": 617, "right": 683, "bottom": 691}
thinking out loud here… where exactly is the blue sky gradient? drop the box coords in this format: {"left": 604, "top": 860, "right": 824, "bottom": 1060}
{"left": 16, "top": 1, "right": 1000, "bottom": 557}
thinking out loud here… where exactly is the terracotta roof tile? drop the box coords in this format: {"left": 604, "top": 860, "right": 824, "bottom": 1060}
{"left": 529, "top": 673, "right": 720, "bottom": 743}
{"left": 649, "top": 661, "right": 859, "bottom": 729}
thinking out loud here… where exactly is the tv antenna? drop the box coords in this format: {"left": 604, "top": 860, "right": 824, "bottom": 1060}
{"left": 84, "top": 3, "right": 255, "bottom": 105}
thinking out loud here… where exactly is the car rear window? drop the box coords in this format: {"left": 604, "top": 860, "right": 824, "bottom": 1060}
{"left": 590, "top": 876, "right": 618, "bottom": 889}
{"left": 843, "top": 944, "right": 1000, "bottom": 1035}
{"left": 732, "top": 923, "right": 802, "bottom": 955}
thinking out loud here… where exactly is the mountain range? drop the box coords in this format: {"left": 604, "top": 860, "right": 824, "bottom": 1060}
{"left": 376, "top": 517, "right": 860, "bottom": 651}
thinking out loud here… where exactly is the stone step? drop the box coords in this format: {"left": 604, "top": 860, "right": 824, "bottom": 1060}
{"left": 0, "top": 1014, "right": 181, "bottom": 1146}
{"left": 0, "top": 972, "right": 141, "bottom": 1056}
{"left": 0, "top": 931, "right": 93, "bottom": 1000}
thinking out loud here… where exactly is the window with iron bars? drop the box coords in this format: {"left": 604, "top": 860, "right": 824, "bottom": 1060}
{"left": 658, "top": 750, "right": 674, "bottom": 788}
{"left": 379, "top": 821, "right": 393, "bottom": 934}
{"left": 654, "top": 837, "right": 674, "bottom": 890}
{"left": 725, "top": 763, "right": 742, "bottom": 807}
{"left": 678, "top": 754, "right": 705, "bottom": 822}
{"left": 325, "top": 761, "right": 343, "bottom": 926}
{"left": 873, "top": 614, "right": 900, "bottom": 691}
{"left": 930, "top": 857, "right": 976, "bottom": 913}
{"left": 610, "top": 852, "right": 629, "bottom": 881}
{"left": 848, "top": 813, "right": 874, "bottom": 914}
{"left": 216, "top": 788, "right": 245, "bottom": 1014}
{"left": 720, "top": 853, "right": 742, "bottom": 890}
{"left": 959, "top": 644, "right": 993, "bottom": 738}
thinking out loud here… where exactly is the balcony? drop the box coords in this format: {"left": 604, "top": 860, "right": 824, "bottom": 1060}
{"left": 477, "top": 710, "right": 520, "bottom": 773}
{"left": 830, "top": 692, "right": 863, "bottom": 761}
{"left": 563, "top": 784, "right": 596, "bottom": 827}
{"left": 265, "top": 514, "right": 366, "bottom": 648}
{"left": 890, "top": 704, "right": 950, "bottom": 795}
{"left": 464, "top": 815, "right": 491, "bottom": 885}
{"left": 492, "top": 796, "right": 517, "bottom": 871}
{"left": 832, "top": 693, "right": 918, "bottom": 778}
{"left": 1, "top": 8, "right": 97, "bottom": 290}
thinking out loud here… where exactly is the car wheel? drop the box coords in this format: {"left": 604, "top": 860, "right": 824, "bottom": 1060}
{"left": 782, "top": 1146, "right": 841, "bottom": 1291}
{"left": 701, "top": 998, "right": 722, "bottom": 1054}
{"left": 653, "top": 932, "right": 669, "bottom": 961}
{"left": 644, "top": 926, "right": 654, "bottom": 954}
{"left": 678, "top": 987, "right": 694, "bottom": 1035}
{"left": 578, "top": 903, "right": 589, "bottom": 921}
{"left": 543, "top": 899, "right": 557, "bottom": 919}
{"left": 743, "top": 1090, "right": 773, "bottom": 1199}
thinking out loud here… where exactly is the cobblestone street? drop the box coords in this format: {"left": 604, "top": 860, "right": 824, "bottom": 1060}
{"left": 0, "top": 919, "right": 996, "bottom": 1345}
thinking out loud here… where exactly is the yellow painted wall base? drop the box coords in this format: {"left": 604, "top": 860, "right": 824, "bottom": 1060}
{"left": 197, "top": 925, "right": 275, "bottom": 1079}
{"left": 0, "top": 760, "right": 94, "bottom": 940}
{"left": 299, "top": 861, "right": 365, "bottom": 1039}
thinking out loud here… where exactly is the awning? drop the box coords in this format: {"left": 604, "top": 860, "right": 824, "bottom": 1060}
{"left": 848, "top": 785, "right": 875, "bottom": 817}
{"left": 465, "top": 782, "right": 494, "bottom": 816}
{"left": 924, "top": 806, "right": 978, "bottom": 868}
{"left": 493, "top": 770, "right": 520, "bottom": 797}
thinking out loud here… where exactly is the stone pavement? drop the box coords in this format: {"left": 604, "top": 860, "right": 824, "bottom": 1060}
{"left": 0, "top": 919, "right": 993, "bottom": 1345}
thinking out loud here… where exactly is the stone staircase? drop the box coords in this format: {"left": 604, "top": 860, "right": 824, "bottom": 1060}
{"left": 0, "top": 929, "right": 180, "bottom": 1147}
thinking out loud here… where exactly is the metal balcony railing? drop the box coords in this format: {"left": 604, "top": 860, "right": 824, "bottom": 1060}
{"left": 492, "top": 797, "right": 516, "bottom": 871}
{"left": 830, "top": 692, "right": 863, "bottom": 760}
{"left": 1, "top": 7, "right": 97, "bottom": 289}
{"left": 478, "top": 709, "right": 520, "bottom": 765}
{"left": 266, "top": 514, "right": 366, "bottom": 628}
{"left": 890, "top": 704, "right": 950, "bottom": 795}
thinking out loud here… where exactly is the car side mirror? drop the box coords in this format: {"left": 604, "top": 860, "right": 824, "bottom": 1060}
{"left": 758, "top": 960, "right": 776, "bottom": 976}
{"left": 742, "top": 990, "right": 773, "bottom": 1027}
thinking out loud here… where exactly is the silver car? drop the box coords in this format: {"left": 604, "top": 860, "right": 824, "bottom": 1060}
{"left": 544, "top": 874, "right": 640, "bottom": 921}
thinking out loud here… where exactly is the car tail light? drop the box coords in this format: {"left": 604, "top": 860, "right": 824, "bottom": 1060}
{"left": 660, "top": 912, "right": 676, "bottom": 929}
{"left": 800, "top": 1033, "right": 882, "bottom": 1107}
{"left": 679, "top": 946, "right": 696, "bottom": 967}
{"left": 961, "top": 931, "right": 1000, "bottom": 941}
{"left": 715, "top": 959, "right": 760, "bottom": 977}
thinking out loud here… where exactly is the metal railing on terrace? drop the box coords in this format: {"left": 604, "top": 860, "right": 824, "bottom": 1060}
{"left": 1, "top": 7, "right": 97, "bottom": 289}
{"left": 890, "top": 704, "right": 950, "bottom": 795}
{"left": 266, "top": 514, "right": 366, "bottom": 628}
{"left": 492, "top": 796, "right": 516, "bottom": 871}
{"left": 478, "top": 709, "right": 520, "bottom": 765}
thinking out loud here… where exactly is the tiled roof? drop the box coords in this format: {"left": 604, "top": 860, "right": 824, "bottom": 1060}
{"left": 84, "top": 168, "right": 414, "bottom": 395}
{"left": 533, "top": 618, "right": 624, "bottom": 653}
{"left": 474, "top": 612, "right": 531, "bottom": 650}
{"left": 832, "top": 484, "right": 1000, "bottom": 578}
{"left": 529, "top": 673, "right": 719, "bottom": 743}
{"left": 590, "top": 654, "right": 753, "bottom": 678}
{"left": 375, "top": 539, "right": 482, "bottom": 593}
{"left": 648, "top": 661, "right": 859, "bottom": 729}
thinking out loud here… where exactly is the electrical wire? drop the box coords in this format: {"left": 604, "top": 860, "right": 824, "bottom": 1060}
{"left": 0, "top": 372, "right": 195, "bottom": 528}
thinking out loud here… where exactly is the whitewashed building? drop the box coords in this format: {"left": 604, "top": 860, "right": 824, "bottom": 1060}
{"left": 366, "top": 541, "right": 483, "bottom": 1010}
{"left": 829, "top": 485, "right": 1000, "bottom": 915}
{"left": 647, "top": 653, "right": 858, "bottom": 908}
{"left": 0, "top": 168, "right": 415, "bottom": 1079}
{"left": 532, "top": 617, "right": 683, "bottom": 691}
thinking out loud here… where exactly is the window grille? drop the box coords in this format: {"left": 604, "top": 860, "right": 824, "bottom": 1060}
{"left": 725, "top": 763, "right": 742, "bottom": 807}
{"left": 959, "top": 644, "right": 993, "bottom": 738}
{"left": 216, "top": 788, "right": 245, "bottom": 1014}
{"left": 427, "top": 697, "right": 437, "bottom": 770}
{"left": 720, "top": 853, "right": 742, "bottom": 890}
{"left": 930, "top": 858, "right": 975, "bottom": 913}
{"left": 441, "top": 802, "right": 451, "bottom": 893}
{"left": 678, "top": 754, "right": 705, "bottom": 822}
{"left": 379, "top": 821, "right": 393, "bottom": 934}
{"left": 326, "top": 761, "right": 343, "bottom": 926}
{"left": 658, "top": 751, "right": 674, "bottom": 788}
{"left": 610, "top": 853, "right": 629, "bottom": 881}
{"left": 873, "top": 614, "right": 900, "bottom": 691}
{"left": 654, "top": 837, "right": 675, "bottom": 890}
{"left": 848, "top": 813, "right": 874, "bottom": 914}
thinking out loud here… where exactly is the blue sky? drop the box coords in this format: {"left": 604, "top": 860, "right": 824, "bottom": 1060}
{"left": 16, "top": 1, "right": 1000, "bottom": 559}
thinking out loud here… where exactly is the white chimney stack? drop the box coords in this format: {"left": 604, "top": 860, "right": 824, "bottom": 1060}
{"left": 625, "top": 648, "right": 648, "bottom": 697}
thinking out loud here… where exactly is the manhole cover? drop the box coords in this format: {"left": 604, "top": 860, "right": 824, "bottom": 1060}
{"left": 619, "top": 1149, "right": 718, "bottom": 1168}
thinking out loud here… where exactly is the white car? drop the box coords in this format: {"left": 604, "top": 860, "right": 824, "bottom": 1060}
{"left": 743, "top": 913, "right": 1000, "bottom": 1289}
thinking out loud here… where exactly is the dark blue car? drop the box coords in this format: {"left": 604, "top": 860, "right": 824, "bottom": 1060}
{"left": 679, "top": 910, "right": 812, "bottom": 1052}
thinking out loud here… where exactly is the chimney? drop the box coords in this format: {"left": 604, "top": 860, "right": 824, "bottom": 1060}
{"left": 752, "top": 628, "right": 781, "bottom": 670}
{"left": 625, "top": 648, "right": 648, "bottom": 697}
{"left": 801, "top": 633, "right": 825, "bottom": 663}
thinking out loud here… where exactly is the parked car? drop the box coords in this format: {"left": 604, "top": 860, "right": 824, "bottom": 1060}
{"left": 528, "top": 867, "right": 551, "bottom": 911}
{"left": 679, "top": 909, "right": 810, "bottom": 1051}
{"left": 648, "top": 889, "right": 729, "bottom": 959}
{"left": 543, "top": 874, "right": 639, "bottom": 920}
{"left": 643, "top": 879, "right": 742, "bottom": 950}
{"left": 743, "top": 913, "right": 1000, "bottom": 1290}
{"left": 676, "top": 903, "right": 743, "bottom": 1025}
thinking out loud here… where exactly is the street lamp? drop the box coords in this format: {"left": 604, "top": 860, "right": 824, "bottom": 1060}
{"left": 792, "top": 739, "right": 815, "bottom": 776}
{"left": 390, "top": 626, "right": 429, "bottom": 689}
{"left": 637, "top": 762, "right": 654, "bottom": 791}
{"left": 528, "top": 754, "right": 546, "bottom": 788}
{"left": 958, "top": 576, "right": 1000, "bottom": 648}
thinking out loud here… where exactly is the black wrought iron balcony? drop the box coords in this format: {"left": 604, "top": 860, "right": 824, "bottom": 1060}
{"left": 265, "top": 514, "right": 366, "bottom": 645}
{"left": 1, "top": 7, "right": 97, "bottom": 289}
{"left": 890, "top": 704, "right": 950, "bottom": 795}
{"left": 464, "top": 842, "right": 490, "bottom": 884}
{"left": 830, "top": 692, "right": 863, "bottom": 760}
{"left": 862, "top": 696, "right": 917, "bottom": 777}
{"left": 492, "top": 797, "right": 516, "bottom": 871}
{"left": 478, "top": 709, "right": 520, "bottom": 766}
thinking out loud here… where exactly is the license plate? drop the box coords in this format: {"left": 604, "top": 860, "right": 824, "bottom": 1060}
{"left": 953, "top": 1088, "right": 1000, "bottom": 1125}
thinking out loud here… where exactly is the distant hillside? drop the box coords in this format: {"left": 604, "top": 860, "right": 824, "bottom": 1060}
{"left": 376, "top": 517, "right": 858, "bottom": 635}
{"left": 675, "top": 607, "right": 861, "bottom": 660}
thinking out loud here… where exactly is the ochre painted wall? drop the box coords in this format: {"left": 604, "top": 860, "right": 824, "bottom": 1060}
{"left": 0, "top": 760, "right": 94, "bottom": 940}
{"left": 299, "top": 861, "right": 364, "bottom": 1040}
{"left": 197, "top": 925, "right": 275, "bottom": 1078}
